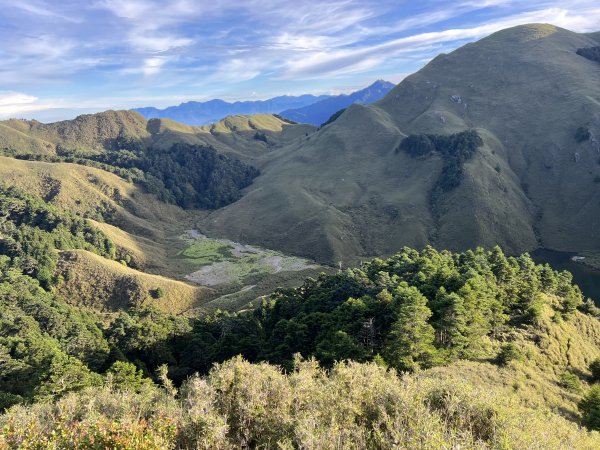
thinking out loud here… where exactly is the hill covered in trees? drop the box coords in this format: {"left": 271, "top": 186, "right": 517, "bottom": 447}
{"left": 9, "top": 140, "right": 260, "bottom": 209}
{"left": 2, "top": 229, "right": 600, "bottom": 447}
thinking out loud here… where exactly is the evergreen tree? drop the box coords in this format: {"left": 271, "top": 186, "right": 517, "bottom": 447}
{"left": 435, "top": 291, "right": 470, "bottom": 356}
{"left": 384, "top": 284, "right": 436, "bottom": 371}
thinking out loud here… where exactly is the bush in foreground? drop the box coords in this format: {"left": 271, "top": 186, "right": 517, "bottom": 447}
{"left": 1, "top": 357, "right": 598, "bottom": 449}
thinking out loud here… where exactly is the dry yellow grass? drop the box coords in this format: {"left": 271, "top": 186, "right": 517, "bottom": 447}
{"left": 428, "top": 302, "right": 600, "bottom": 419}
{"left": 56, "top": 250, "right": 213, "bottom": 314}
{"left": 88, "top": 220, "right": 171, "bottom": 272}
{"left": 0, "top": 156, "right": 188, "bottom": 239}
{"left": 0, "top": 123, "right": 55, "bottom": 154}
{"left": 147, "top": 113, "right": 314, "bottom": 165}
{"left": 0, "top": 110, "right": 314, "bottom": 169}
{"left": 1, "top": 110, "right": 149, "bottom": 153}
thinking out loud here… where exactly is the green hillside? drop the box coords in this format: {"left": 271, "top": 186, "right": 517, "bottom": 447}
{"left": 2, "top": 246, "right": 600, "bottom": 447}
{"left": 2, "top": 22, "right": 600, "bottom": 449}
{"left": 199, "top": 24, "right": 600, "bottom": 265}
{"left": 0, "top": 111, "right": 314, "bottom": 166}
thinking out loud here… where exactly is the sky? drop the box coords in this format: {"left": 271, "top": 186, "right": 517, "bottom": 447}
{"left": 1, "top": 0, "right": 600, "bottom": 122}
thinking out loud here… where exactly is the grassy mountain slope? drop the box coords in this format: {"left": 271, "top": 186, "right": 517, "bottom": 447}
{"left": 199, "top": 24, "right": 600, "bottom": 265}
{"left": 56, "top": 250, "right": 212, "bottom": 313}
{"left": 428, "top": 303, "right": 600, "bottom": 419}
{"left": 0, "top": 155, "right": 186, "bottom": 239}
{"left": 0, "top": 123, "right": 55, "bottom": 155}
{"left": 0, "top": 110, "right": 150, "bottom": 154}
{"left": 147, "top": 114, "right": 315, "bottom": 165}
{"left": 1, "top": 110, "right": 315, "bottom": 166}
{"left": 0, "top": 145, "right": 323, "bottom": 314}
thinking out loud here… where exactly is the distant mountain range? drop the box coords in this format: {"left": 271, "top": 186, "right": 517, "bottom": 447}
{"left": 133, "top": 95, "right": 329, "bottom": 126}
{"left": 132, "top": 80, "right": 394, "bottom": 126}
{"left": 279, "top": 80, "right": 395, "bottom": 125}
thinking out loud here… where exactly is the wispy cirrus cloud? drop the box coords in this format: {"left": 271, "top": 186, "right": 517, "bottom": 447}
{"left": 0, "top": 0, "right": 599, "bottom": 121}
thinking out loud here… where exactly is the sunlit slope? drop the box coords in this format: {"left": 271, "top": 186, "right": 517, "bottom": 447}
{"left": 57, "top": 250, "right": 212, "bottom": 314}
{"left": 429, "top": 303, "right": 600, "bottom": 420}
{"left": 200, "top": 24, "right": 600, "bottom": 264}
{"left": 0, "top": 110, "right": 150, "bottom": 154}
{"left": 0, "top": 111, "right": 314, "bottom": 166}
{"left": 147, "top": 113, "right": 314, "bottom": 165}
{"left": 0, "top": 156, "right": 186, "bottom": 239}
{"left": 0, "top": 157, "right": 216, "bottom": 313}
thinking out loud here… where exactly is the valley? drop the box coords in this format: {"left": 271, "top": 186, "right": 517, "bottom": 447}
{"left": 2, "top": 20, "right": 600, "bottom": 449}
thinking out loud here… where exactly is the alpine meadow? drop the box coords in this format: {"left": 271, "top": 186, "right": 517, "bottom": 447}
{"left": 1, "top": 1, "right": 600, "bottom": 448}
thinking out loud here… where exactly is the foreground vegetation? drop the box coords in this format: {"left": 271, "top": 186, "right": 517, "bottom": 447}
{"left": 2, "top": 184, "right": 600, "bottom": 447}
{"left": 2, "top": 357, "right": 599, "bottom": 449}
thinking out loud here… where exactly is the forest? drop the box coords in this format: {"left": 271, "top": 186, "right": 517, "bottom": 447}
{"left": 1, "top": 186, "right": 600, "bottom": 446}
{"left": 577, "top": 46, "right": 600, "bottom": 64}
{"left": 1, "top": 189, "right": 599, "bottom": 406}
{"left": 1, "top": 138, "right": 260, "bottom": 209}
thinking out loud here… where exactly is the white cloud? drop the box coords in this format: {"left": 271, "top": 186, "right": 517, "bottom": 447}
{"left": 2, "top": 0, "right": 600, "bottom": 115}
{"left": 0, "top": 91, "right": 59, "bottom": 117}
{"left": 142, "top": 57, "right": 168, "bottom": 76}
{"left": 278, "top": 5, "right": 600, "bottom": 79}
{"left": 0, "top": 0, "right": 81, "bottom": 22}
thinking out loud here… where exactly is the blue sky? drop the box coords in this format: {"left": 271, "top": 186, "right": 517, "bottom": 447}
{"left": 1, "top": 0, "right": 599, "bottom": 122}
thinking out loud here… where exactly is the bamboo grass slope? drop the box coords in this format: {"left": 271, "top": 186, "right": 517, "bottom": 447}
{"left": 199, "top": 24, "right": 600, "bottom": 265}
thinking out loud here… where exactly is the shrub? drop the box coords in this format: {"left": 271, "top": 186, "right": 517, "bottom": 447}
{"left": 559, "top": 371, "right": 582, "bottom": 393}
{"left": 575, "top": 126, "right": 591, "bottom": 143}
{"left": 497, "top": 343, "right": 523, "bottom": 366}
{"left": 577, "top": 46, "right": 600, "bottom": 64}
{"left": 590, "top": 358, "right": 600, "bottom": 382}
{"left": 579, "top": 384, "right": 600, "bottom": 431}
{"left": 397, "top": 134, "right": 436, "bottom": 157}
{"left": 108, "top": 361, "right": 152, "bottom": 392}
{"left": 2, "top": 358, "right": 600, "bottom": 448}
{"left": 152, "top": 287, "right": 166, "bottom": 299}
{"left": 253, "top": 132, "right": 268, "bottom": 143}
{"left": 398, "top": 130, "right": 483, "bottom": 199}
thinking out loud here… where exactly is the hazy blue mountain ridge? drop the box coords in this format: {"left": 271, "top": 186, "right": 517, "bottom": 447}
{"left": 279, "top": 80, "right": 395, "bottom": 125}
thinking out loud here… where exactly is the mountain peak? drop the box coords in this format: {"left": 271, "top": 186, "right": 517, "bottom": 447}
{"left": 278, "top": 80, "right": 395, "bottom": 125}
{"left": 484, "top": 23, "right": 571, "bottom": 43}
{"left": 370, "top": 79, "right": 395, "bottom": 88}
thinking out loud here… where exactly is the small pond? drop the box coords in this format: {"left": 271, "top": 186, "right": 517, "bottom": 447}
{"left": 531, "top": 249, "right": 600, "bottom": 304}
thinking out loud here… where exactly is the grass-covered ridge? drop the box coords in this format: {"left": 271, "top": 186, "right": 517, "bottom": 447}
{"left": 197, "top": 24, "right": 600, "bottom": 265}
{"left": 2, "top": 140, "right": 260, "bottom": 210}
